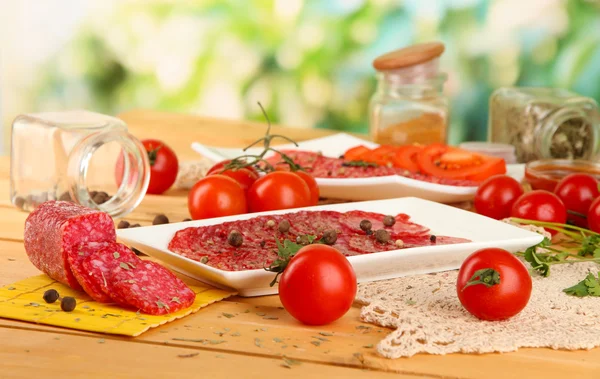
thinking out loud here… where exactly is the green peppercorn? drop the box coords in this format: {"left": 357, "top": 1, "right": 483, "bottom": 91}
{"left": 60, "top": 296, "right": 77, "bottom": 312}
{"left": 43, "top": 289, "right": 60, "bottom": 304}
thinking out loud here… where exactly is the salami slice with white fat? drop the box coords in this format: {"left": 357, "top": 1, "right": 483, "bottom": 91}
{"left": 24, "top": 200, "right": 116, "bottom": 289}
{"left": 108, "top": 260, "right": 196, "bottom": 315}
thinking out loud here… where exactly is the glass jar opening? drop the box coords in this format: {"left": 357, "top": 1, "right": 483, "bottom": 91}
{"left": 538, "top": 106, "right": 597, "bottom": 160}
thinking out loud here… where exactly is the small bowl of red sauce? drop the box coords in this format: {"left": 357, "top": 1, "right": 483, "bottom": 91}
{"left": 524, "top": 159, "right": 600, "bottom": 192}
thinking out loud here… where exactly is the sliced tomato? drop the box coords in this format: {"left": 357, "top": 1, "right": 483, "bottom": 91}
{"left": 343, "top": 145, "right": 371, "bottom": 161}
{"left": 363, "top": 145, "right": 396, "bottom": 166}
{"left": 416, "top": 144, "right": 506, "bottom": 181}
{"left": 392, "top": 145, "right": 423, "bottom": 172}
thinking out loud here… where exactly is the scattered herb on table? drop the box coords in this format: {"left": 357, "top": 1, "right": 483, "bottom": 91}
{"left": 177, "top": 352, "right": 199, "bottom": 358}
{"left": 563, "top": 272, "right": 600, "bottom": 297}
{"left": 222, "top": 312, "right": 235, "bottom": 318}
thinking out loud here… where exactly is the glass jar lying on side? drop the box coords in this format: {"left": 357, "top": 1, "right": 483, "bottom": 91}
{"left": 488, "top": 87, "right": 600, "bottom": 163}
{"left": 369, "top": 42, "right": 449, "bottom": 146}
{"left": 10, "top": 110, "right": 150, "bottom": 217}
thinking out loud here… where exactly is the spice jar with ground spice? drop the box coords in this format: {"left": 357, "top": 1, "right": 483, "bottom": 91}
{"left": 488, "top": 87, "right": 600, "bottom": 163}
{"left": 369, "top": 42, "right": 449, "bottom": 145}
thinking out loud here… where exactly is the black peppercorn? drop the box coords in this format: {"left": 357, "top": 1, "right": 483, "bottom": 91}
{"left": 375, "top": 229, "right": 390, "bottom": 244}
{"left": 60, "top": 296, "right": 77, "bottom": 312}
{"left": 383, "top": 215, "right": 396, "bottom": 227}
{"left": 260, "top": 240, "right": 266, "bottom": 248}
{"left": 359, "top": 219, "right": 372, "bottom": 233}
{"left": 227, "top": 230, "right": 243, "bottom": 247}
{"left": 43, "top": 289, "right": 60, "bottom": 304}
{"left": 430, "top": 235, "right": 437, "bottom": 243}
{"left": 322, "top": 229, "right": 337, "bottom": 245}
{"left": 117, "top": 220, "right": 130, "bottom": 229}
{"left": 183, "top": 218, "right": 192, "bottom": 222}
{"left": 153, "top": 214, "right": 169, "bottom": 225}
{"left": 278, "top": 220, "right": 291, "bottom": 233}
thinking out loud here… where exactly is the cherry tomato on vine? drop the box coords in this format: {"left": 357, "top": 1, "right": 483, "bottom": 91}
{"left": 116, "top": 139, "right": 179, "bottom": 195}
{"left": 554, "top": 173, "right": 600, "bottom": 227}
{"left": 456, "top": 247, "right": 532, "bottom": 321}
{"left": 278, "top": 244, "right": 357, "bottom": 325}
{"left": 587, "top": 196, "right": 600, "bottom": 234}
{"left": 247, "top": 171, "right": 311, "bottom": 212}
{"left": 208, "top": 168, "right": 258, "bottom": 193}
{"left": 207, "top": 160, "right": 259, "bottom": 177}
{"left": 474, "top": 175, "right": 524, "bottom": 220}
{"left": 510, "top": 190, "right": 567, "bottom": 235}
{"left": 295, "top": 171, "right": 319, "bottom": 206}
{"left": 188, "top": 175, "right": 247, "bottom": 220}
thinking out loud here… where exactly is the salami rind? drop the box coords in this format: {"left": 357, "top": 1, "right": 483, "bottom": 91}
{"left": 108, "top": 261, "right": 196, "bottom": 315}
{"left": 24, "top": 201, "right": 116, "bottom": 289}
{"left": 68, "top": 241, "right": 140, "bottom": 302}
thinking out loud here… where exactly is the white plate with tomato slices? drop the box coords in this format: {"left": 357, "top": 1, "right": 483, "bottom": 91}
{"left": 117, "top": 197, "right": 543, "bottom": 297}
{"left": 192, "top": 133, "right": 524, "bottom": 204}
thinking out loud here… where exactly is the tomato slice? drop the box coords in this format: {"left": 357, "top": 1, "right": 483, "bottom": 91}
{"left": 344, "top": 145, "right": 371, "bottom": 161}
{"left": 392, "top": 145, "right": 423, "bottom": 172}
{"left": 363, "top": 145, "right": 396, "bottom": 166}
{"left": 416, "top": 144, "right": 506, "bottom": 181}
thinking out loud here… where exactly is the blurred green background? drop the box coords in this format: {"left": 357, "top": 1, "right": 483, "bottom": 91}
{"left": 4, "top": 0, "right": 600, "bottom": 146}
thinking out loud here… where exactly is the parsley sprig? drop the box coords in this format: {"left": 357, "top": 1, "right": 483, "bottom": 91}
{"left": 563, "top": 272, "right": 600, "bottom": 297}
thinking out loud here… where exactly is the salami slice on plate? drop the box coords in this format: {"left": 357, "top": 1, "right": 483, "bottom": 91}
{"left": 339, "top": 210, "right": 429, "bottom": 237}
{"left": 108, "top": 260, "right": 196, "bottom": 315}
{"left": 23, "top": 200, "right": 116, "bottom": 289}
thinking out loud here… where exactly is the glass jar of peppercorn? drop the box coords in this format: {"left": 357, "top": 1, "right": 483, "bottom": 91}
{"left": 10, "top": 110, "right": 150, "bottom": 217}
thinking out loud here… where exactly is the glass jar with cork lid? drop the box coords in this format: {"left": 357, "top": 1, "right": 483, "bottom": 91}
{"left": 369, "top": 42, "right": 449, "bottom": 146}
{"left": 488, "top": 87, "right": 600, "bottom": 163}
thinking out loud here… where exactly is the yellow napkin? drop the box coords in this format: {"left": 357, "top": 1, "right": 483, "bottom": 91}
{"left": 0, "top": 275, "right": 236, "bottom": 336}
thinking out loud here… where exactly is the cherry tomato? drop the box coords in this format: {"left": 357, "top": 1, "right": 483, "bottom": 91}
{"left": 207, "top": 160, "right": 259, "bottom": 176}
{"left": 208, "top": 168, "right": 258, "bottom": 193}
{"left": 456, "top": 247, "right": 532, "bottom": 321}
{"left": 295, "top": 171, "right": 319, "bottom": 206}
{"left": 247, "top": 171, "right": 311, "bottom": 212}
{"left": 116, "top": 139, "right": 179, "bottom": 195}
{"left": 474, "top": 175, "right": 524, "bottom": 220}
{"left": 278, "top": 244, "right": 357, "bottom": 325}
{"left": 510, "top": 190, "right": 567, "bottom": 235}
{"left": 587, "top": 196, "right": 600, "bottom": 233}
{"left": 392, "top": 145, "right": 423, "bottom": 172}
{"left": 416, "top": 144, "right": 506, "bottom": 182}
{"left": 188, "top": 175, "right": 247, "bottom": 220}
{"left": 554, "top": 173, "right": 600, "bottom": 227}
{"left": 344, "top": 145, "right": 371, "bottom": 161}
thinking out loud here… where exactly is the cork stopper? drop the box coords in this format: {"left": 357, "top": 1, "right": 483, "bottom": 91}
{"left": 373, "top": 42, "right": 445, "bottom": 71}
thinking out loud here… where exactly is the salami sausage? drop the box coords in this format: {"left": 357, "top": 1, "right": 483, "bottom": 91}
{"left": 24, "top": 201, "right": 116, "bottom": 289}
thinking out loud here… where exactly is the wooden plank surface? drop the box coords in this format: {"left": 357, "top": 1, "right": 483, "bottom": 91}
{"left": 1, "top": 110, "right": 600, "bottom": 378}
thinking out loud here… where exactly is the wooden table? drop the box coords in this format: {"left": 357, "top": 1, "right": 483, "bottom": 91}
{"left": 1, "top": 110, "right": 599, "bottom": 378}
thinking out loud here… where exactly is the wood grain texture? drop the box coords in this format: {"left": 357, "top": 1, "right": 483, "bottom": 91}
{"left": 1, "top": 110, "right": 599, "bottom": 378}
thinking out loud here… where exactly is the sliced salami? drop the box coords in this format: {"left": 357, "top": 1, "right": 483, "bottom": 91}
{"left": 24, "top": 201, "right": 116, "bottom": 289}
{"left": 339, "top": 210, "right": 429, "bottom": 237}
{"left": 68, "top": 241, "right": 140, "bottom": 302}
{"left": 108, "top": 260, "right": 196, "bottom": 315}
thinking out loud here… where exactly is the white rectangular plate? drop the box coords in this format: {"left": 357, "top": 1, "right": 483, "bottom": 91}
{"left": 117, "top": 197, "right": 542, "bottom": 297}
{"left": 191, "top": 133, "right": 525, "bottom": 204}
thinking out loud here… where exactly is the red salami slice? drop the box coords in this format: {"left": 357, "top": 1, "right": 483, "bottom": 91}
{"left": 108, "top": 260, "right": 196, "bottom": 315}
{"left": 24, "top": 200, "right": 116, "bottom": 289}
{"left": 339, "top": 210, "right": 429, "bottom": 237}
{"left": 68, "top": 241, "right": 140, "bottom": 302}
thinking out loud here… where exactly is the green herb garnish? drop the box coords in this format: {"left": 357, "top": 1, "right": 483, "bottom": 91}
{"left": 564, "top": 272, "right": 600, "bottom": 297}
